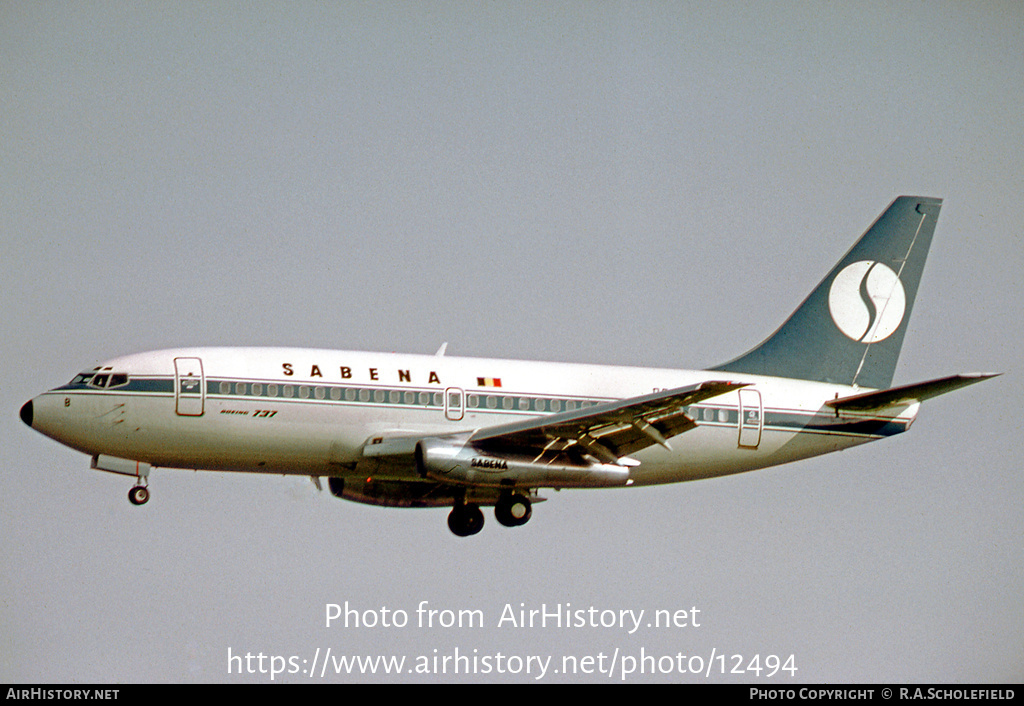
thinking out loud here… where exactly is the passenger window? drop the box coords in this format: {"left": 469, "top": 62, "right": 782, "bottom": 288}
{"left": 251, "top": 383, "right": 263, "bottom": 396}
{"left": 220, "top": 381, "right": 231, "bottom": 395}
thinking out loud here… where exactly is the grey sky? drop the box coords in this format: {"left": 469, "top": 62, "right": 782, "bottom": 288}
{"left": 2, "top": 2, "right": 1021, "bottom": 682}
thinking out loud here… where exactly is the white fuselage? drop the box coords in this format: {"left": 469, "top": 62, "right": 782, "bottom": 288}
{"left": 27, "top": 347, "right": 916, "bottom": 487}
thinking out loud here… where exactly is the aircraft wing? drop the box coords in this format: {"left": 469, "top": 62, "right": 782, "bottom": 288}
{"left": 469, "top": 380, "right": 748, "bottom": 464}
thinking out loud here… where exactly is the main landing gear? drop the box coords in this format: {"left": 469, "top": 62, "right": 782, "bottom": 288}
{"left": 495, "top": 491, "right": 532, "bottom": 528}
{"left": 447, "top": 491, "right": 533, "bottom": 537}
{"left": 448, "top": 502, "right": 484, "bottom": 537}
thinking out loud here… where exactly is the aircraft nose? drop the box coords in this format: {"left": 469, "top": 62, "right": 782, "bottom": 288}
{"left": 20, "top": 399, "right": 33, "bottom": 427}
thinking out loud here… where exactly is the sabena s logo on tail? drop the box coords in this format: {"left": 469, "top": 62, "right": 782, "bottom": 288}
{"left": 712, "top": 195, "right": 943, "bottom": 389}
{"left": 827, "top": 261, "right": 906, "bottom": 343}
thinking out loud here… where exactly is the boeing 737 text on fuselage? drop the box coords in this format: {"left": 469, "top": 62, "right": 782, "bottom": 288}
{"left": 20, "top": 197, "right": 997, "bottom": 536}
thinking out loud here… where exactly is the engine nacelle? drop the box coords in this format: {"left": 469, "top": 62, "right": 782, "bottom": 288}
{"left": 327, "top": 476, "right": 453, "bottom": 508}
{"left": 327, "top": 476, "right": 516, "bottom": 508}
{"left": 415, "top": 439, "right": 631, "bottom": 489}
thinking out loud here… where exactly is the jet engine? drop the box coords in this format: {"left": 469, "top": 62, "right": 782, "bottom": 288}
{"left": 328, "top": 476, "right": 461, "bottom": 508}
{"left": 414, "top": 438, "right": 631, "bottom": 489}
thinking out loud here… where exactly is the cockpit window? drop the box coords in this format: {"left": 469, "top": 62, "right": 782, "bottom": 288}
{"left": 72, "top": 372, "right": 129, "bottom": 389}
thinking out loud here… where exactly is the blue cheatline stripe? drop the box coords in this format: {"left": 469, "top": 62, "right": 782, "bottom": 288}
{"left": 50, "top": 376, "right": 909, "bottom": 439}
{"left": 54, "top": 377, "right": 174, "bottom": 393}
{"left": 765, "top": 410, "right": 908, "bottom": 438}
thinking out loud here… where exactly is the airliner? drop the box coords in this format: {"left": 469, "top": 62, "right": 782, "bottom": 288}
{"left": 20, "top": 196, "right": 996, "bottom": 536}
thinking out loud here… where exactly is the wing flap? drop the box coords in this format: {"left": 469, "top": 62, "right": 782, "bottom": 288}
{"left": 470, "top": 380, "right": 747, "bottom": 462}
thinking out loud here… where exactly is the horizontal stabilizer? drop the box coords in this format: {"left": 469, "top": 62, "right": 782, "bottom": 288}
{"left": 825, "top": 373, "right": 1000, "bottom": 411}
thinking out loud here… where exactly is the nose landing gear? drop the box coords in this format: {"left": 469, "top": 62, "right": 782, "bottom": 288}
{"left": 128, "top": 484, "right": 150, "bottom": 505}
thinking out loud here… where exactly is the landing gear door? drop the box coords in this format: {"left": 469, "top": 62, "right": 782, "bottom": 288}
{"left": 174, "top": 357, "right": 205, "bottom": 416}
{"left": 738, "top": 388, "right": 762, "bottom": 448}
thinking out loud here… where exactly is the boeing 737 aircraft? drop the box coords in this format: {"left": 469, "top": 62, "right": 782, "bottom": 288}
{"left": 20, "top": 196, "right": 996, "bottom": 536}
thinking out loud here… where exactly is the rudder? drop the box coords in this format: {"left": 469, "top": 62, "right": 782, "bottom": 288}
{"left": 712, "top": 196, "right": 943, "bottom": 389}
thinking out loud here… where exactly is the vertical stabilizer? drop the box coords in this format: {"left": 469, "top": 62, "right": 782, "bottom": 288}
{"left": 712, "top": 196, "right": 943, "bottom": 389}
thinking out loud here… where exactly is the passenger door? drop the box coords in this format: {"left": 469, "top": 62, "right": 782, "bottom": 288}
{"left": 738, "top": 388, "right": 762, "bottom": 448}
{"left": 174, "top": 357, "right": 205, "bottom": 416}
